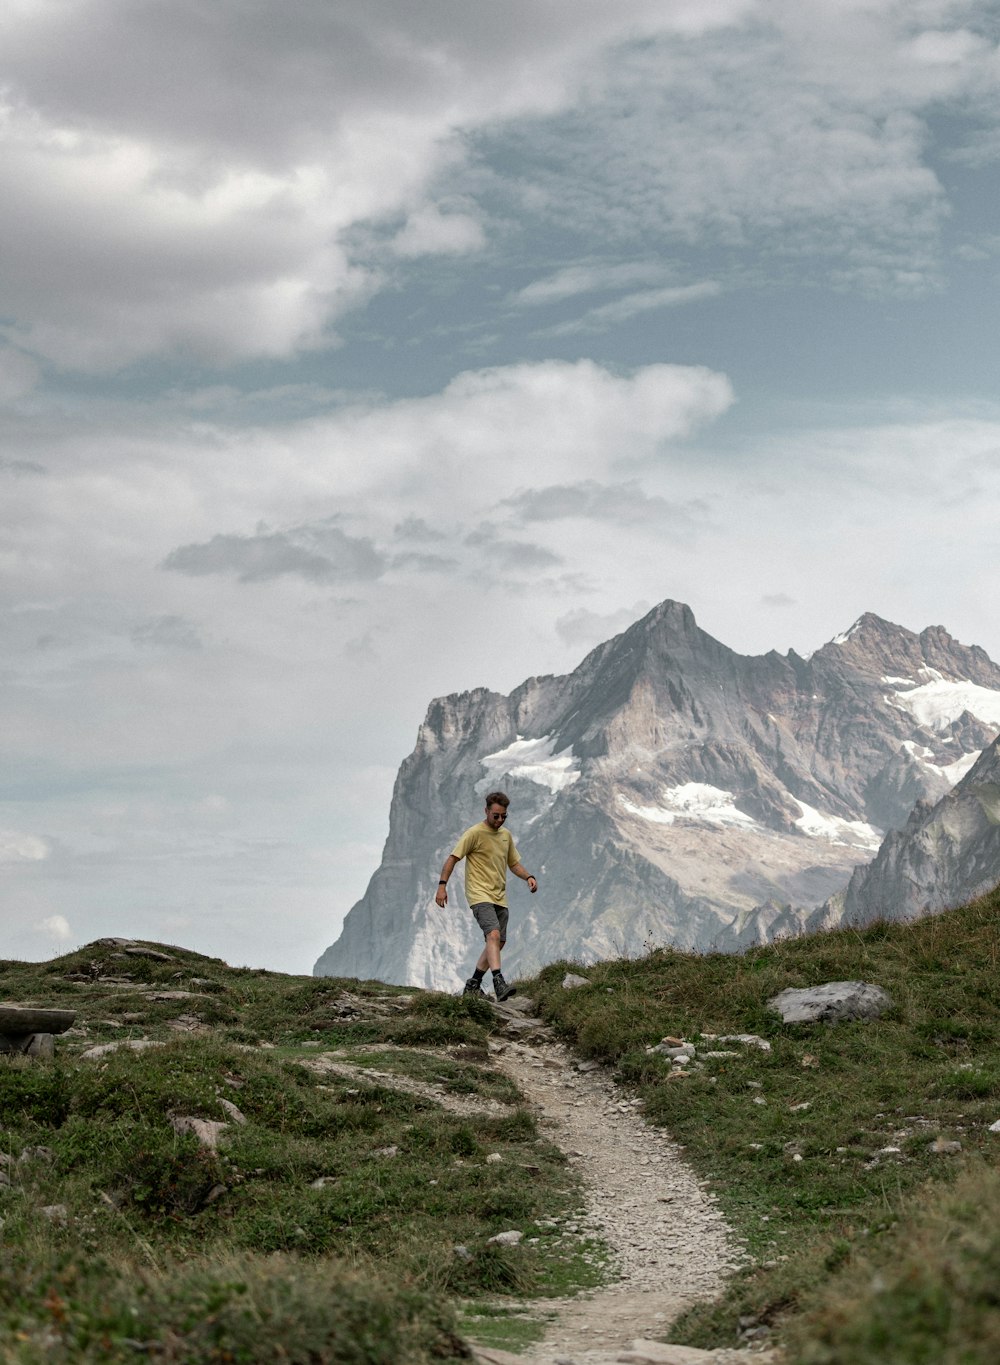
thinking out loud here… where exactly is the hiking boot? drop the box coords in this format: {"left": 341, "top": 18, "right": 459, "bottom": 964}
{"left": 463, "top": 977, "right": 487, "bottom": 998}
{"left": 492, "top": 973, "right": 517, "bottom": 1003}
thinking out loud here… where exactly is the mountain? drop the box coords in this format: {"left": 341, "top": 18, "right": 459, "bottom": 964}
{"left": 818, "top": 734, "right": 1000, "bottom": 928}
{"left": 314, "top": 601, "right": 1000, "bottom": 989}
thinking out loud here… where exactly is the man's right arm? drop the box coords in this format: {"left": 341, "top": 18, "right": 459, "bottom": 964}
{"left": 435, "top": 853, "right": 459, "bottom": 908}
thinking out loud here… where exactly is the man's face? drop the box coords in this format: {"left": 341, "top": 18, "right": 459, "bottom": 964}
{"left": 485, "top": 804, "right": 508, "bottom": 829}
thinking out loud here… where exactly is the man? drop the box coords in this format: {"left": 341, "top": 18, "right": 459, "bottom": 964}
{"left": 435, "top": 790, "right": 537, "bottom": 1001}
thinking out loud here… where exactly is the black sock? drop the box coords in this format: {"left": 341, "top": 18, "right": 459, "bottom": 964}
{"left": 471, "top": 968, "right": 485, "bottom": 984}
{"left": 492, "top": 968, "right": 504, "bottom": 983}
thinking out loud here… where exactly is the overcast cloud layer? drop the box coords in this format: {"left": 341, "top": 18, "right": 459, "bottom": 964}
{"left": 3, "top": 0, "right": 1000, "bottom": 971}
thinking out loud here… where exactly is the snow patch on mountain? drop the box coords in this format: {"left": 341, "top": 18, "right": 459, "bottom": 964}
{"left": 884, "top": 672, "right": 1000, "bottom": 731}
{"left": 902, "top": 740, "right": 982, "bottom": 787}
{"left": 619, "top": 783, "right": 757, "bottom": 829}
{"left": 794, "top": 800, "right": 882, "bottom": 850}
{"left": 832, "top": 618, "right": 865, "bottom": 645}
{"left": 477, "top": 734, "right": 580, "bottom": 794}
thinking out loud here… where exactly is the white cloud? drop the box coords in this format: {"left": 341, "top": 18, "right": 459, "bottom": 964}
{"left": 511, "top": 260, "right": 677, "bottom": 306}
{"left": 0, "top": 0, "right": 747, "bottom": 373}
{"left": 391, "top": 205, "right": 486, "bottom": 258}
{"left": 4, "top": 1, "right": 996, "bottom": 372}
{"left": 40, "top": 914, "right": 73, "bottom": 944}
{"left": 538, "top": 281, "right": 722, "bottom": 336}
{"left": 485, "top": 2, "right": 1000, "bottom": 291}
{"left": 0, "top": 830, "right": 49, "bottom": 863}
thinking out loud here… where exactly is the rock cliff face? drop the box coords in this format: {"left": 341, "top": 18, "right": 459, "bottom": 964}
{"left": 821, "top": 736, "right": 1000, "bottom": 927}
{"left": 314, "top": 601, "right": 1000, "bottom": 989}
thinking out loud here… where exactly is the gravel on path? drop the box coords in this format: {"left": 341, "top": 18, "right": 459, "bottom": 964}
{"left": 482, "top": 1022, "right": 777, "bottom": 1365}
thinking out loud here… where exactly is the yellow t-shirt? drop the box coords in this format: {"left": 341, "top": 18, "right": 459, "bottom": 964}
{"left": 451, "top": 822, "right": 521, "bottom": 908}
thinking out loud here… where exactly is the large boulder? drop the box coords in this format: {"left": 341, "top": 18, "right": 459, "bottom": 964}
{"left": 0, "top": 1005, "right": 77, "bottom": 1057}
{"left": 0, "top": 1006, "right": 76, "bottom": 1034}
{"left": 768, "top": 981, "right": 893, "bottom": 1024}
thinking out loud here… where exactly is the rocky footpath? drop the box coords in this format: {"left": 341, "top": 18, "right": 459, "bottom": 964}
{"left": 476, "top": 996, "right": 775, "bottom": 1365}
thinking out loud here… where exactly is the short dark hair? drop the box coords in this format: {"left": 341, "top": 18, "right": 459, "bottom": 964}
{"left": 484, "top": 791, "right": 510, "bottom": 810}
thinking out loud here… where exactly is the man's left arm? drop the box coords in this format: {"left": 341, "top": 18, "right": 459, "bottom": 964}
{"left": 511, "top": 862, "right": 537, "bottom": 894}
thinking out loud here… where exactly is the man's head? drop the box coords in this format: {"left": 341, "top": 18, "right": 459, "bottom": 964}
{"left": 484, "top": 790, "right": 510, "bottom": 829}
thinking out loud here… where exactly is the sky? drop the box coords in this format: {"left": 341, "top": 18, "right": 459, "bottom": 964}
{"left": 3, "top": 0, "right": 1000, "bottom": 974}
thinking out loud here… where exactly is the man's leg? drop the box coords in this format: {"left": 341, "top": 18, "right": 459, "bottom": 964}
{"left": 467, "top": 905, "right": 514, "bottom": 1000}
{"left": 477, "top": 929, "right": 501, "bottom": 972}
{"left": 488, "top": 907, "right": 514, "bottom": 1000}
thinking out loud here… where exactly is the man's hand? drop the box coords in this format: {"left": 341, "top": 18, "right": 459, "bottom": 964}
{"left": 526, "top": 875, "right": 538, "bottom": 894}
{"left": 435, "top": 855, "right": 458, "bottom": 908}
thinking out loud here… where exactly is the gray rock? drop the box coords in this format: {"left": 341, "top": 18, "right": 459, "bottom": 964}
{"left": 486, "top": 1229, "right": 523, "bottom": 1246}
{"left": 930, "top": 1137, "right": 962, "bottom": 1155}
{"left": 562, "top": 973, "right": 591, "bottom": 989}
{"left": 124, "top": 947, "right": 175, "bottom": 961}
{"left": 39, "top": 1205, "right": 69, "bottom": 1225}
{"left": 716, "top": 1034, "right": 772, "bottom": 1051}
{"left": 170, "top": 1117, "right": 228, "bottom": 1149}
{"left": 768, "top": 981, "right": 893, "bottom": 1024}
{"left": 218, "top": 1098, "right": 248, "bottom": 1126}
{"left": 80, "top": 1040, "right": 165, "bottom": 1060}
{"left": 18, "top": 1147, "right": 55, "bottom": 1164}
{"left": 494, "top": 993, "right": 536, "bottom": 1015}
{"left": 25, "top": 1034, "right": 55, "bottom": 1060}
{"left": 619, "top": 1343, "right": 730, "bottom": 1363}
{"left": 0, "top": 1006, "right": 76, "bottom": 1035}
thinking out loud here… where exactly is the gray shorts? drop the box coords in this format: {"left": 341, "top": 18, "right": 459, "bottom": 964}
{"left": 471, "top": 902, "right": 508, "bottom": 946}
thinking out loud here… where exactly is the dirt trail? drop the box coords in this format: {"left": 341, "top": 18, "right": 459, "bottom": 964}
{"left": 303, "top": 995, "right": 776, "bottom": 1363}
{"left": 480, "top": 1011, "right": 777, "bottom": 1365}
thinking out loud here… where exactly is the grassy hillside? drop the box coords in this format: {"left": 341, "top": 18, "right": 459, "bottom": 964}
{"left": 528, "top": 886, "right": 1000, "bottom": 1363}
{"left": 5, "top": 889, "right": 1000, "bottom": 1363}
{"left": 0, "top": 942, "right": 603, "bottom": 1363}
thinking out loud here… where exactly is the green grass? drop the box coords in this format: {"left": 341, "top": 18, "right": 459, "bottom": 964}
{"left": 458, "top": 1303, "right": 551, "bottom": 1354}
{"left": 525, "top": 888, "right": 1000, "bottom": 1361}
{"left": 8, "top": 893, "right": 1000, "bottom": 1362}
{"left": 782, "top": 1161, "right": 1000, "bottom": 1364}
{"left": 0, "top": 1247, "right": 465, "bottom": 1364}
{"left": 0, "top": 939, "right": 604, "bottom": 1361}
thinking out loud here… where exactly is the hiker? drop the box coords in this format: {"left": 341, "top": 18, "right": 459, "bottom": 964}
{"left": 434, "top": 791, "right": 537, "bottom": 1001}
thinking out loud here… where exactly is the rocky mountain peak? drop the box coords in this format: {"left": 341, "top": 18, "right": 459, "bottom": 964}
{"left": 814, "top": 613, "right": 1000, "bottom": 689}
{"left": 813, "top": 612, "right": 921, "bottom": 675}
